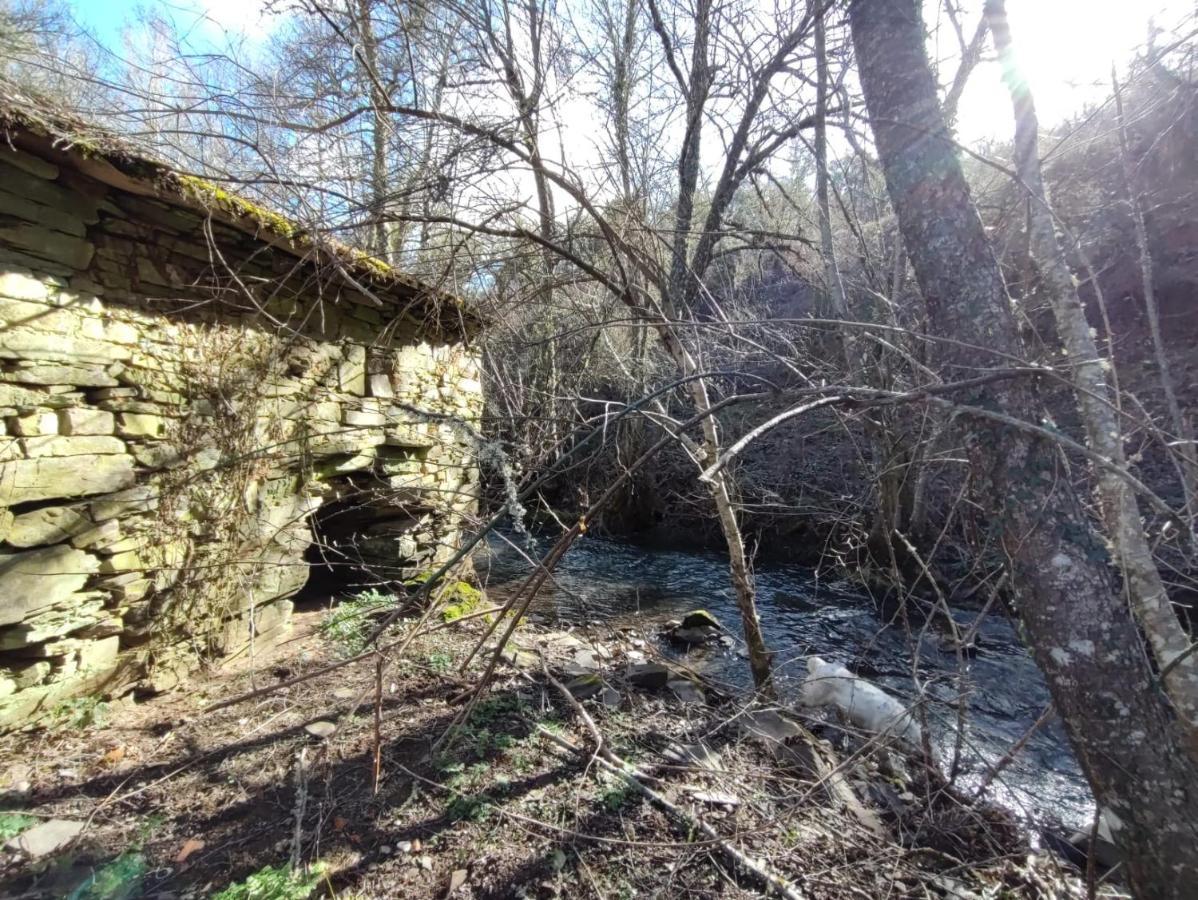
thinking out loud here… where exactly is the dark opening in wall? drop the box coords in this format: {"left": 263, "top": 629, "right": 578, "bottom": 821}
{"left": 298, "top": 472, "right": 431, "bottom": 601}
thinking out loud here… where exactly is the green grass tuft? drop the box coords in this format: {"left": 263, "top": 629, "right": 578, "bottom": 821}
{"left": 213, "top": 863, "right": 325, "bottom": 900}
{"left": 319, "top": 588, "right": 394, "bottom": 657}
{"left": 0, "top": 812, "right": 35, "bottom": 842}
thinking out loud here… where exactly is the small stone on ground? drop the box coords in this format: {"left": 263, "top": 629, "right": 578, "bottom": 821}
{"left": 668, "top": 679, "right": 705, "bottom": 703}
{"left": 304, "top": 720, "right": 337, "bottom": 738}
{"left": 627, "top": 662, "right": 671, "bottom": 689}
{"left": 565, "top": 673, "right": 604, "bottom": 699}
{"left": 7, "top": 819, "right": 84, "bottom": 858}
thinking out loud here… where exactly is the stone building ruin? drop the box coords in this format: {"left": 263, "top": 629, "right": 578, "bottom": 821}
{"left": 0, "top": 99, "right": 483, "bottom": 729}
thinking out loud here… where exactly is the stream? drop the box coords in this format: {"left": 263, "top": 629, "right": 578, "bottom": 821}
{"left": 476, "top": 529, "right": 1092, "bottom": 833}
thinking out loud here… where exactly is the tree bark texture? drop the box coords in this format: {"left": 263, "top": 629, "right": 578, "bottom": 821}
{"left": 848, "top": 2, "right": 1198, "bottom": 893}
{"left": 986, "top": 0, "right": 1198, "bottom": 745}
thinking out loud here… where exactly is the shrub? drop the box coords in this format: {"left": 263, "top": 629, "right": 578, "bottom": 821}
{"left": 405, "top": 572, "right": 484, "bottom": 623}
{"left": 53, "top": 695, "right": 109, "bottom": 730}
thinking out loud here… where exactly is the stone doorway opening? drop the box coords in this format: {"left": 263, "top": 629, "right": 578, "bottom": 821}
{"left": 298, "top": 472, "right": 435, "bottom": 602}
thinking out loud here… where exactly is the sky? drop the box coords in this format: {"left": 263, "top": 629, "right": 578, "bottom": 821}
{"left": 951, "top": 0, "right": 1192, "bottom": 144}
{"left": 64, "top": 0, "right": 1194, "bottom": 150}
{"left": 69, "top": 0, "right": 284, "bottom": 54}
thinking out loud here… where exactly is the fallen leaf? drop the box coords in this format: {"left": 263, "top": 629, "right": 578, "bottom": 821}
{"left": 334, "top": 816, "right": 349, "bottom": 831}
{"left": 102, "top": 746, "right": 125, "bottom": 765}
{"left": 174, "top": 838, "right": 205, "bottom": 864}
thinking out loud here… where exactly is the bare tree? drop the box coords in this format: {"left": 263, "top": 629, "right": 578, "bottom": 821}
{"left": 985, "top": 0, "right": 1198, "bottom": 753}
{"left": 849, "top": 1, "right": 1198, "bottom": 893}
{"left": 1111, "top": 66, "right": 1198, "bottom": 519}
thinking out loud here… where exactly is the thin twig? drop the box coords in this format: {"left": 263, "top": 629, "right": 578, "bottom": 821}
{"left": 534, "top": 712, "right": 808, "bottom": 900}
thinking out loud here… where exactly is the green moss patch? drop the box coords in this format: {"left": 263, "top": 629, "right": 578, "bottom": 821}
{"left": 407, "top": 573, "right": 484, "bottom": 622}
{"left": 175, "top": 174, "right": 303, "bottom": 241}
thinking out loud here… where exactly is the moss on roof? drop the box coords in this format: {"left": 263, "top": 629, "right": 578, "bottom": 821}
{"left": 175, "top": 174, "right": 305, "bottom": 241}
{"left": 0, "top": 85, "right": 475, "bottom": 326}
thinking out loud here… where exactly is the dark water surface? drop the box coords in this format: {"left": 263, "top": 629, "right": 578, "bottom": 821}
{"left": 476, "top": 529, "right": 1091, "bottom": 831}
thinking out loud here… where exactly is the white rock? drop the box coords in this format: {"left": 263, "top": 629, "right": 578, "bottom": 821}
{"left": 798, "top": 656, "right": 922, "bottom": 748}
{"left": 304, "top": 720, "right": 336, "bottom": 738}
{"left": 7, "top": 819, "right": 84, "bottom": 857}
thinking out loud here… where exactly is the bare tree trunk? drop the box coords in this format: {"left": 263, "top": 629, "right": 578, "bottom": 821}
{"left": 1111, "top": 68, "right": 1198, "bottom": 519}
{"left": 941, "top": 10, "right": 988, "bottom": 129}
{"left": 849, "top": 2, "right": 1198, "bottom": 893}
{"left": 355, "top": 0, "right": 391, "bottom": 259}
{"left": 664, "top": 0, "right": 712, "bottom": 308}
{"left": 485, "top": 0, "right": 563, "bottom": 455}
{"left": 814, "top": 10, "right": 849, "bottom": 325}
{"left": 986, "top": 0, "right": 1198, "bottom": 746}
{"left": 815, "top": 10, "right": 918, "bottom": 570}
{"left": 671, "top": 339, "right": 774, "bottom": 691}
{"left": 665, "top": 0, "right": 772, "bottom": 691}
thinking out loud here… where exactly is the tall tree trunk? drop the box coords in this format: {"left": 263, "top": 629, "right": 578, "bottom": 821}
{"left": 814, "top": 11, "right": 849, "bottom": 325}
{"left": 671, "top": 339, "right": 775, "bottom": 691}
{"left": 665, "top": 0, "right": 712, "bottom": 307}
{"left": 986, "top": 0, "right": 1198, "bottom": 742}
{"left": 816, "top": 10, "right": 916, "bottom": 569}
{"left": 848, "top": 2, "right": 1198, "bottom": 894}
{"left": 652, "top": 0, "right": 773, "bottom": 690}
{"left": 356, "top": 0, "right": 391, "bottom": 259}
{"left": 487, "top": 0, "right": 562, "bottom": 457}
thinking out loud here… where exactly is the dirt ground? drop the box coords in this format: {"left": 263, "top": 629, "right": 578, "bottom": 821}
{"left": 0, "top": 604, "right": 1104, "bottom": 899}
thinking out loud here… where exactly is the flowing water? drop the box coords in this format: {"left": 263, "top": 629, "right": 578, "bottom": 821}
{"left": 476, "top": 530, "right": 1092, "bottom": 832}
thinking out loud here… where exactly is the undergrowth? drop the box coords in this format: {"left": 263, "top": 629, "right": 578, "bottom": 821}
{"left": 52, "top": 695, "right": 109, "bottom": 730}
{"left": 319, "top": 589, "right": 394, "bottom": 657}
{"left": 406, "top": 572, "right": 484, "bottom": 622}
{"left": 0, "top": 812, "right": 35, "bottom": 841}
{"left": 213, "top": 863, "right": 326, "bottom": 900}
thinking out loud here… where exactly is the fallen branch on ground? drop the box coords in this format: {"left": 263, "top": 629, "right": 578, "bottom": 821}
{"left": 539, "top": 660, "right": 808, "bottom": 900}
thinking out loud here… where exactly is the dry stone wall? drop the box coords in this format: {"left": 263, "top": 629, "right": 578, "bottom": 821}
{"left": 0, "top": 135, "right": 482, "bottom": 729}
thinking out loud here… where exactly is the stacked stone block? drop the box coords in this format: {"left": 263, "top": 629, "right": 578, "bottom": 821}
{"left": 0, "top": 123, "right": 482, "bottom": 729}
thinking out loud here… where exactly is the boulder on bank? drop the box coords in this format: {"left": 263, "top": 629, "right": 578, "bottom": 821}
{"left": 1042, "top": 812, "right": 1122, "bottom": 875}
{"left": 664, "top": 610, "right": 722, "bottom": 646}
{"left": 680, "top": 610, "right": 720, "bottom": 630}
{"left": 565, "top": 672, "right": 605, "bottom": 700}
{"left": 626, "top": 661, "right": 672, "bottom": 689}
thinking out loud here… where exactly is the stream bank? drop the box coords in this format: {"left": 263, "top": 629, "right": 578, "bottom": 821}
{"left": 476, "top": 530, "right": 1092, "bottom": 833}
{"left": 0, "top": 596, "right": 1102, "bottom": 899}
